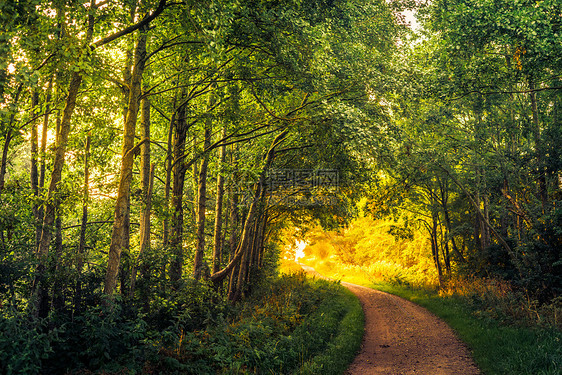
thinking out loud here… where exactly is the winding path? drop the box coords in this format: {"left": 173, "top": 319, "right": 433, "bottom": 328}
{"left": 300, "top": 264, "right": 481, "bottom": 375}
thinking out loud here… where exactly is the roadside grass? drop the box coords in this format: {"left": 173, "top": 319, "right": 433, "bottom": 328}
{"left": 160, "top": 271, "right": 365, "bottom": 374}
{"left": 277, "top": 259, "right": 364, "bottom": 374}
{"left": 300, "top": 258, "right": 562, "bottom": 375}
{"left": 295, "top": 284, "right": 364, "bottom": 375}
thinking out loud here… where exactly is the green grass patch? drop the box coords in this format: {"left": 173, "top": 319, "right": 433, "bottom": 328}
{"left": 295, "top": 285, "right": 364, "bottom": 375}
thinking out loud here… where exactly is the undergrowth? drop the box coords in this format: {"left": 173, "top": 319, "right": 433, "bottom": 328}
{"left": 0, "top": 272, "right": 363, "bottom": 375}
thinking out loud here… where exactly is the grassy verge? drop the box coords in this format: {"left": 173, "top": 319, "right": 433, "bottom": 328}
{"left": 296, "top": 285, "right": 364, "bottom": 375}
{"left": 301, "top": 259, "right": 562, "bottom": 375}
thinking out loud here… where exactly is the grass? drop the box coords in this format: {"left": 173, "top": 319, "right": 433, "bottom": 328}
{"left": 295, "top": 285, "right": 364, "bottom": 375}
{"left": 279, "top": 259, "right": 365, "bottom": 374}
{"left": 298, "top": 258, "right": 562, "bottom": 375}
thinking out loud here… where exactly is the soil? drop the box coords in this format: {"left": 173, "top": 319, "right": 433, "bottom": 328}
{"left": 299, "top": 264, "right": 481, "bottom": 375}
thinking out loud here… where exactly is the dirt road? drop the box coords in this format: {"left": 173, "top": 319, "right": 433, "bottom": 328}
{"left": 299, "top": 264, "right": 481, "bottom": 374}
{"left": 343, "top": 282, "right": 480, "bottom": 375}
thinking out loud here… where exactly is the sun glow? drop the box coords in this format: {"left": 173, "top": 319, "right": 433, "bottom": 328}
{"left": 295, "top": 240, "right": 307, "bottom": 262}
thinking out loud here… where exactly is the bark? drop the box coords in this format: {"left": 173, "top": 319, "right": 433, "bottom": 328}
{"left": 213, "top": 130, "right": 288, "bottom": 300}
{"left": 443, "top": 204, "right": 464, "bottom": 262}
{"left": 256, "top": 213, "right": 268, "bottom": 268}
{"left": 237, "top": 219, "right": 257, "bottom": 297}
{"left": 33, "top": 0, "right": 97, "bottom": 317}
{"left": 227, "top": 181, "right": 240, "bottom": 294}
{"left": 193, "top": 122, "right": 211, "bottom": 280}
{"left": 130, "top": 95, "right": 152, "bottom": 297}
{"left": 482, "top": 194, "right": 491, "bottom": 249}
{"left": 163, "top": 92, "right": 178, "bottom": 247}
{"left": 431, "top": 212, "right": 443, "bottom": 287}
{"left": 39, "top": 78, "right": 53, "bottom": 190}
{"left": 212, "top": 126, "right": 227, "bottom": 274}
{"left": 442, "top": 166, "right": 513, "bottom": 255}
{"left": 440, "top": 179, "right": 465, "bottom": 262}
{"left": 34, "top": 71, "right": 83, "bottom": 317}
{"left": 52, "top": 215, "right": 64, "bottom": 312}
{"left": 31, "top": 89, "right": 40, "bottom": 246}
{"left": 104, "top": 30, "right": 147, "bottom": 295}
{"left": 0, "top": 131, "right": 13, "bottom": 193}
{"left": 248, "top": 218, "right": 261, "bottom": 279}
{"left": 74, "top": 135, "right": 90, "bottom": 313}
{"left": 169, "top": 102, "right": 189, "bottom": 287}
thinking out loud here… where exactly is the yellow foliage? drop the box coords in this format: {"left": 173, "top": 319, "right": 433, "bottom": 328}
{"left": 288, "top": 214, "right": 438, "bottom": 287}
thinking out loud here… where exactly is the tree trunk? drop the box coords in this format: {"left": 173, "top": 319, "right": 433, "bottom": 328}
{"left": 52, "top": 215, "right": 64, "bottom": 312}
{"left": 163, "top": 91, "right": 178, "bottom": 248}
{"left": 74, "top": 135, "right": 90, "bottom": 313}
{"left": 216, "top": 130, "right": 288, "bottom": 300}
{"left": 39, "top": 78, "right": 53, "bottom": 191}
{"left": 30, "top": 89, "right": 40, "bottom": 246}
{"left": 212, "top": 126, "right": 227, "bottom": 274}
{"left": 0, "top": 84, "right": 22, "bottom": 193}
{"left": 104, "top": 30, "right": 147, "bottom": 295}
{"left": 130, "top": 95, "right": 152, "bottom": 297}
{"left": 431, "top": 212, "right": 443, "bottom": 287}
{"left": 0, "top": 131, "right": 12, "bottom": 193}
{"left": 34, "top": 71, "right": 83, "bottom": 317}
{"left": 227, "top": 181, "right": 239, "bottom": 294}
{"left": 193, "top": 122, "right": 211, "bottom": 280}
{"left": 169, "top": 102, "right": 189, "bottom": 288}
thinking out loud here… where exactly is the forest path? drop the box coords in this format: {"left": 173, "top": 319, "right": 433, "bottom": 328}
{"left": 299, "top": 264, "right": 481, "bottom": 375}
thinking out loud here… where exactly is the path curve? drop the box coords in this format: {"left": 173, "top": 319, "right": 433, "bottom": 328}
{"left": 299, "top": 264, "right": 481, "bottom": 375}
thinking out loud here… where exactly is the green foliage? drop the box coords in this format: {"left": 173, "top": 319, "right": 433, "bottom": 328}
{"left": 0, "top": 310, "right": 56, "bottom": 375}
{"left": 147, "top": 273, "right": 362, "bottom": 374}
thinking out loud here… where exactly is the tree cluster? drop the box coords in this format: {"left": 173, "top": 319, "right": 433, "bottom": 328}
{"left": 0, "top": 0, "right": 402, "bottom": 327}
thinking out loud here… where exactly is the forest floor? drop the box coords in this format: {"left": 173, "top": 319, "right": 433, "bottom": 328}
{"left": 299, "top": 264, "right": 481, "bottom": 375}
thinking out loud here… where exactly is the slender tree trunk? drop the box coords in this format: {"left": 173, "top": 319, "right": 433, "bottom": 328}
{"left": 163, "top": 91, "right": 178, "bottom": 247}
{"left": 481, "top": 194, "right": 491, "bottom": 248}
{"left": 238, "top": 219, "right": 257, "bottom": 295}
{"left": 0, "top": 84, "right": 22, "bottom": 193}
{"left": 431, "top": 212, "right": 443, "bottom": 287}
{"left": 227, "top": 183, "right": 239, "bottom": 294}
{"left": 34, "top": 71, "right": 83, "bottom": 317}
{"left": 37, "top": 78, "right": 53, "bottom": 242}
{"left": 52, "top": 214, "right": 64, "bottom": 312}
{"left": 212, "top": 126, "right": 227, "bottom": 274}
{"left": 74, "top": 135, "right": 90, "bottom": 313}
{"left": 30, "top": 89, "right": 40, "bottom": 246}
{"left": 0, "top": 130, "right": 12, "bottom": 193}
{"left": 33, "top": 0, "right": 97, "bottom": 316}
{"left": 193, "top": 122, "right": 211, "bottom": 280}
{"left": 104, "top": 30, "right": 147, "bottom": 295}
{"left": 218, "top": 130, "right": 288, "bottom": 300}
{"left": 257, "top": 213, "right": 267, "bottom": 268}
{"left": 130, "top": 95, "right": 152, "bottom": 297}
{"left": 169, "top": 103, "right": 188, "bottom": 287}
{"left": 39, "top": 78, "right": 53, "bottom": 191}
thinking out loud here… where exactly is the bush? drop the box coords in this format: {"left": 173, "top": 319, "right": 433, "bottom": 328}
{"left": 0, "top": 309, "right": 57, "bottom": 375}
